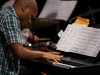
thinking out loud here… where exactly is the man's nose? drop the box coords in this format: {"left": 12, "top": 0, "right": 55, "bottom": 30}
{"left": 28, "top": 19, "right": 32, "bottom": 25}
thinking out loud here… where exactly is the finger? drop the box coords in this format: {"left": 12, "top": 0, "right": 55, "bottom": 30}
{"left": 52, "top": 59, "right": 59, "bottom": 63}
{"left": 45, "top": 59, "right": 50, "bottom": 63}
{"left": 53, "top": 56, "right": 63, "bottom": 63}
{"left": 50, "top": 51, "right": 61, "bottom": 54}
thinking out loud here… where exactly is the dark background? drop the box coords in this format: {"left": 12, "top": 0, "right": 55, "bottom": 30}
{"left": 1, "top": 0, "right": 100, "bottom": 24}
{"left": 1, "top": 0, "right": 100, "bottom": 40}
{"left": 36, "top": 0, "right": 100, "bottom": 25}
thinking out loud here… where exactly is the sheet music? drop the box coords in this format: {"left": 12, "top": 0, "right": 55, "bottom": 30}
{"left": 56, "top": 24, "right": 100, "bottom": 57}
{"left": 38, "top": 0, "right": 77, "bottom": 21}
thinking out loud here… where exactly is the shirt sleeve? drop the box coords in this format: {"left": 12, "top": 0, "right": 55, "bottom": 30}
{"left": 2, "top": 14, "right": 22, "bottom": 45}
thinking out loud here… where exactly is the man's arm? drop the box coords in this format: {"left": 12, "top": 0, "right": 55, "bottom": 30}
{"left": 9, "top": 43, "right": 63, "bottom": 63}
{"left": 9, "top": 43, "right": 44, "bottom": 59}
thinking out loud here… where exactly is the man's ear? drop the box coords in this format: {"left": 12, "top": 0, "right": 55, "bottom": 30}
{"left": 22, "top": 4, "right": 28, "bottom": 12}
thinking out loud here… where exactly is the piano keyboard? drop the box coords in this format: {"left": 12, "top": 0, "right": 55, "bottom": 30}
{"left": 50, "top": 61, "right": 76, "bottom": 69}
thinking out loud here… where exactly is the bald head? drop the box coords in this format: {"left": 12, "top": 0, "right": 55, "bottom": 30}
{"left": 13, "top": 0, "right": 38, "bottom": 16}
{"left": 14, "top": 0, "right": 37, "bottom": 7}
{"left": 12, "top": 0, "right": 38, "bottom": 28}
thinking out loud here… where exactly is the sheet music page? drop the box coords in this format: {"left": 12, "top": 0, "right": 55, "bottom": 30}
{"left": 57, "top": 30, "right": 64, "bottom": 38}
{"left": 38, "top": 0, "right": 77, "bottom": 21}
{"left": 56, "top": 24, "right": 100, "bottom": 57}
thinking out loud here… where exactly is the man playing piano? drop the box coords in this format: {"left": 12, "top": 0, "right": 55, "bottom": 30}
{"left": 0, "top": 0, "right": 63, "bottom": 75}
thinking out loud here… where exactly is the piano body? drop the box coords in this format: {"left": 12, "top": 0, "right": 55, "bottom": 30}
{"left": 21, "top": 20, "right": 100, "bottom": 75}
{"left": 20, "top": 48, "right": 100, "bottom": 75}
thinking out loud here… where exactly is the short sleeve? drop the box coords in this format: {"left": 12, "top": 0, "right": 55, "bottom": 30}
{"left": 2, "top": 14, "right": 22, "bottom": 45}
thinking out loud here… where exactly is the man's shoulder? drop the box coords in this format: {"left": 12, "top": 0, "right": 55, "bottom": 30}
{"left": 0, "top": 6, "right": 15, "bottom": 16}
{"left": 0, "top": 6, "right": 18, "bottom": 22}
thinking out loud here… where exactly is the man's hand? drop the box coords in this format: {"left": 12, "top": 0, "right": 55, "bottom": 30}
{"left": 42, "top": 51, "right": 63, "bottom": 63}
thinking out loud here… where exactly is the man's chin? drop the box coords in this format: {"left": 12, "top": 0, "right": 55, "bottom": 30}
{"left": 21, "top": 24, "right": 32, "bottom": 29}
{"left": 21, "top": 26, "right": 27, "bottom": 30}
{"left": 21, "top": 25, "right": 27, "bottom": 28}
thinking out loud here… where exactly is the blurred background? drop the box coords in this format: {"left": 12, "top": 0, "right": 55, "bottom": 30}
{"left": 1, "top": 0, "right": 100, "bottom": 42}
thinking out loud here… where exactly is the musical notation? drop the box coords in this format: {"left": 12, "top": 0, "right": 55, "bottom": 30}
{"left": 56, "top": 24, "right": 100, "bottom": 57}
